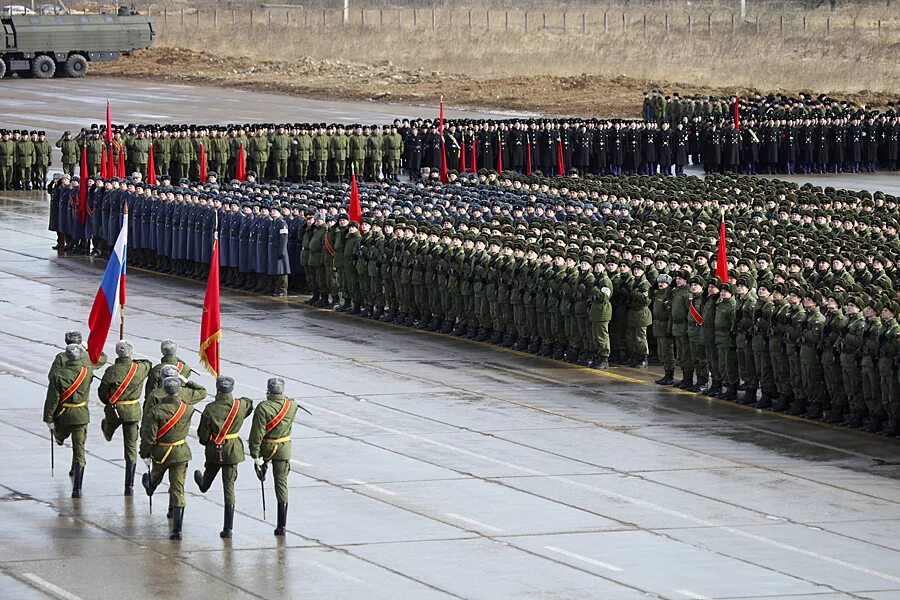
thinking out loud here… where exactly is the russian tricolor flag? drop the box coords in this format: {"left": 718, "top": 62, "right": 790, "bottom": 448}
{"left": 87, "top": 210, "right": 128, "bottom": 363}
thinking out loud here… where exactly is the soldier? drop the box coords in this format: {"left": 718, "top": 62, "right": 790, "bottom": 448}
{"left": 293, "top": 125, "right": 312, "bottom": 182}
{"left": 194, "top": 376, "right": 253, "bottom": 538}
{"left": 268, "top": 205, "right": 291, "bottom": 296}
{"left": 44, "top": 344, "right": 99, "bottom": 498}
{"left": 715, "top": 282, "right": 739, "bottom": 401}
{"left": 128, "top": 129, "right": 152, "bottom": 180}
{"left": 625, "top": 261, "right": 652, "bottom": 368}
{"left": 144, "top": 339, "right": 192, "bottom": 399}
{"left": 248, "top": 377, "right": 299, "bottom": 536}
{"left": 670, "top": 271, "right": 693, "bottom": 388}
{"left": 140, "top": 376, "right": 195, "bottom": 540}
{"left": 733, "top": 277, "right": 758, "bottom": 404}
{"left": 269, "top": 125, "right": 291, "bottom": 181}
{"left": 33, "top": 131, "right": 51, "bottom": 189}
{"left": 686, "top": 276, "right": 707, "bottom": 392}
{"left": 98, "top": 340, "right": 152, "bottom": 495}
{"left": 0, "top": 130, "right": 15, "bottom": 190}
{"left": 652, "top": 273, "right": 675, "bottom": 384}
{"left": 15, "top": 130, "right": 36, "bottom": 190}
{"left": 384, "top": 125, "right": 404, "bottom": 181}
{"left": 312, "top": 125, "right": 330, "bottom": 181}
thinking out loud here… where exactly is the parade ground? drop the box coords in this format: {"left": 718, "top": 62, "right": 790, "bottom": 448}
{"left": 2, "top": 82, "right": 900, "bottom": 600}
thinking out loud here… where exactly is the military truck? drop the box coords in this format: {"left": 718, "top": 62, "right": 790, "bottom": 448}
{"left": 0, "top": 6, "right": 154, "bottom": 79}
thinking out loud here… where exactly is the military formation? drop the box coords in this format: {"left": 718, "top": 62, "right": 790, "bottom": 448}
{"left": 0, "top": 129, "right": 52, "bottom": 190}
{"left": 44, "top": 334, "right": 299, "bottom": 540}
{"left": 45, "top": 162, "right": 900, "bottom": 438}
{"left": 644, "top": 90, "right": 900, "bottom": 175}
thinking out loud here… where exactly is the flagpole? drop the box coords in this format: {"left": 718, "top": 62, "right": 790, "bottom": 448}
{"left": 120, "top": 200, "right": 128, "bottom": 341}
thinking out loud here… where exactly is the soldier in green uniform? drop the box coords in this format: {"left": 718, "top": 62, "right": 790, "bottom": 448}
{"left": 44, "top": 345, "right": 98, "bottom": 498}
{"left": 0, "top": 130, "right": 16, "bottom": 189}
{"left": 153, "top": 129, "right": 172, "bottom": 179}
{"left": 330, "top": 125, "right": 350, "bottom": 181}
{"left": 144, "top": 340, "right": 192, "bottom": 399}
{"left": 140, "top": 376, "right": 195, "bottom": 540}
{"left": 15, "top": 131, "right": 35, "bottom": 190}
{"left": 55, "top": 131, "right": 81, "bottom": 176}
{"left": 269, "top": 125, "right": 291, "bottom": 181}
{"left": 768, "top": 284, "right": 793, "bottom": 411}
{"left": 194, "top": 376, "right": 253, "bottom": 538}
{"left": 248, "top": 377, "right": 299, "bottom": 536}
{"left": 343, "top": 219, "right": 362, "bottom": 313}
{"left": 172, "top": 129, "right": 194, "bottom": 182}
{"left": 734, "top": 277, "right": 758, "bottom": 404}
{"left": 383, "top": 125, "right": 403, "bottom": 181}
{"left": 877, "top": 303, "right": 900, "bottom": 435}
{"left": 751, "top": 281, "right": 777, "bottom": 408}
{"left": 312, "top": 126, "right": 330, "bottom": 181}
{"left": 670, "top": 272, "right": 693, "bottom": 387}
{"left": 686, "top": 276, "right": 707, "bottom": 393}
{"left": 293, "top": 125, "right": 313, "bottom": 181}
{"left": 652, "top": 273, "right": 675, "bottom": 384}
{"left": 349, "top": 126, "right": 366, "bottom": 178}
{"left": 249, "top": 128, "right": 270, "bottom": 180}
{"left": 838, "top": 296, "right": 867, "bottom": 427}
{"left": 306, "top": 212, "right": 327, "bottom": 305}
{"left": 127, "top": 129, "right": 152, "bottom": 180}
{"left": 799, "top": 290, "right": 828, "bottom": 418}
{"left": 98, "top": 340, "right": 152, "bottom": 495}
{"left": 33, "top": 131, "right": 51, "bottom": 189}
{"left": 715, "top": 282, "right": 739, "bottom": 401}
{"left": 588, "top": 258, "right": 613, "bottom": 369}
{"left": 331, "top": 214, "right": 349, "bottom": 309}
{"left": 625, "top": 262, "right": 652, "bottom": 368}
{"left": 821, "top": 289, "right": 849, "bottom": 422}
{"left": 860, "top": 299, "right": 883, "bottom": 432}
{"left": 366, "top": 125, "right": 384, "bottom": 180}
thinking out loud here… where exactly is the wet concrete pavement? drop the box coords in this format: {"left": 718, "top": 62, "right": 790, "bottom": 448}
{"left": 2, "top": 192, "right": 900, "bottom": 599}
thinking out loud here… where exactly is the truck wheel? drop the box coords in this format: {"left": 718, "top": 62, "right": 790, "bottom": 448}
{"left": 31, "top": 55, "right": 56, "bottom": 79}
{"left": 0, "top": 59, "right": 6, "bottom": 79}
{"left": 63, "top": 54, "right": 88, "bottom": 78}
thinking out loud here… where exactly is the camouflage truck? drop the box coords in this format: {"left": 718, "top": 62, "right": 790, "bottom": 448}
{"left": 0, "top": 6, "right": 154, "bottom": 79}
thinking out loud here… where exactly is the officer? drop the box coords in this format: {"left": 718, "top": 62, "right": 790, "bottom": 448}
{"left": 670, "top": 271, "right": 693, "bottom": 387}
{"left": 194, "top": 376, "right": 253, "bottom": 538}
{"left": 140, "top": 376, "right": 195, "bottom": 540}
{"left": 44, "top": 344, "right": 98, "bottom": 498}
{"left": 98, "top": 340, "right": 152, "bottom": 495}
{"left": 33, "top": 131, "right": 51, "bottom": 189}
{"left": 652, "top": 273, "right": 675, "bottom": 384}
{"left": 248, "top": 377, "right": 299, "bottom": 536}
{"left": 268, "top": 205, "right": 291, "bottom": 296}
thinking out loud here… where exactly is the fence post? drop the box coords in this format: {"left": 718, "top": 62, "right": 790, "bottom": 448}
{"left": 755, "top": 15, "right": 759, "bottom": 33}
{"left": 268, "top": 11, "right": 271, "bottom": 28}
{"left": 878, "top": 19, "right": 881, "bottom": 34}
{"left": 780, "top": 14, "right": 783, "bottom": 32}
{"left": 582, "top": 12, "right": 586, "bottom": 33}
{"left": 360, "top": 8, "right": 364, "bottom": 27}
{"left": 524, "top": 11, "right": 528, "bottom": 33}
{"left": 665, "top": 13, "right": 669, "bottom": 34}
{"left": 826, "top": 16, "right": 830, "bottom": 36}
{"left": 505, "top": 10, "right": 508, "bottom": 31}
{"left": 287, "top": 10, "right": 290, "bottom": 25}
{"left": 412, "top": 8, "right": 416, "bottom": 28}
{"left": 803, "top": 15, "right": 807, "bottom": 32}
{"left": 303, "top": 8, "right": 307, "bottom": 26}
{"left": 730, "top": 12, "right": 735, "bottom": 32}
{"left": 196, "top": 9, "right": 200, "bottom": 26}
{"left": 643, "top": 14, "right": 647, "bottom": 36}
{"left": 231, "top": 9, "right": 235, "bottom": 25}
{"left": 163, "top": 7, "right": 167, "bottom": 24}
{"left": 707, "top": 13, "right": 711, "bottom": 35}
{"left": 542, "top": 12, "right": 546, "bottom": 31}
{"left": 180, "top": 8, "right": 184, "bottom": 26}
{"left": 688, "top": 13, "right": 692, "bottom": 35}
{"left": 623, "top": 11, "right": 627, "bottom": 32}
{"left": 214, "top": 9, "right": 217, "bottom": 28}
{"left": 563, "top": 12, "right": 567, "bottom": 32}
{"left": 486, "top": 10, "right": 490, "bottom": 31}
{"left": 432, "top": 9, "right": 436, "bottom": 30}
{"left": 604, "top": 11, "right": 608, "bottom": 33}
{"left": 468, "top": 9, "right": 472, "bottom": 31}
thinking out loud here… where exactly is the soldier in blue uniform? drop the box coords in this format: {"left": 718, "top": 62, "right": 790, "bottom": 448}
{"left": 268, "top": 205, "right": 291, "bottom": 296}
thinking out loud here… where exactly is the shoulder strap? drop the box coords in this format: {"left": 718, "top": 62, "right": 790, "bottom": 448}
{"left": 108, "top": 362, "right": 139, "bottom": 404}
{"left": 176, "top": 360, "right": 184, "bottom": 373}
{"left": 157, "top": 402, "right": 187, "bottom": 440}
{"left": 265, "top": 399, "right": 293, "bottom": 433}
{"left": 59, "top": 367, "right": 88, "bottom": 403}
{"left": 212, "top": 399, "right": 241, "bottom": 445}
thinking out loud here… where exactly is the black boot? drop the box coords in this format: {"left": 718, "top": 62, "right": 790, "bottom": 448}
{"left": 124, "top": 461, "right": 136, "bottom": 496}
{"left": 594, "top": 356, "right": 609, "bottom": 369}
{"left": 220, "top": 504, "right": 234, "bottom": 538}
{"left": 194, "top": 469, "right": 210, "bottom": 493}
{"left": 753, "top": 390, "right": 773, "bottom": 409}
{"left": 704, "top": 380, "right": 722, "bottom": 397}
{"left": 633, "top": 356, "right": 648, "bottom": 369}
{"left": 770, "top": 394, "right": 791, "bottom": 412}
{"left": 655, "top": 369, "right": 675, "bottom": 385}
{"left": 878, "top": 418, "right": 899, "bottom": 437}
{"left": 675, "top": 371, "right": 693, "bottom": 389}
{"left": 723, "top": 385, "right": 737, "bottom": 401}
{"left": 843, "top": 410, "right": 864, "bottom": 428}
{"left": 738, "top": 388, "right": 757, "bottom": 405}
{"left": 169, "top": 507, "right": 184, "bottom": 540}
{"left": 71, "top": 465, "right": 84, "bottom": 498}
{"left": 141, "top": 471, "right": 154, "bottom": 497}
{"left": 274, "top": 502, "right": 288, "bottom": 536}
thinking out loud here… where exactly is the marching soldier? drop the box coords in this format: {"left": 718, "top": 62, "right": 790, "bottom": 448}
{"left": 98, "top": 340, "right": 152, "bottom": 495}
{"left": 140, "top": 376, "right": 195, "bottom": 540}
{"left": 144, "top": 339, "right": 192, "bottom": 399}
{"left": 44, "top": 344, "right": 98, "bottom": 498}
{"left": 194, "top": 376, "right": 253, "bottom": 538}
{"left": 248, "top": 377, "right": 299, "bottom": 536}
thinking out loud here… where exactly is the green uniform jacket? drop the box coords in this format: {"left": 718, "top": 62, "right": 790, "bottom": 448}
{"left": 143, "top": 381, "right": 207, "bottom": 415}
{"left": 349, "top": 134, "right": 367, "bottom": 160}
{"left": 44, "top": 358, "right": 97, "bottom": 425}
{"left": 197, "top": 393, "right": 254, "bottom": 465}
{"left": 0, "top": 140, "right": 15, "bottom": 167}
{"left": 670, "top": 284, "right": 691, "bottom": 336}
{"left": 384, "top": 133, "right": 404, "bottom": 160}
{"left": 173, "top": 137, "right": 194, "bottom": 164}
{"left": 15, "top": 139, "right": 35, "bottom": 166}
{"left": 714, "top": 297, "right": 737, "bottom": 346}
{"left": 248, "top": 394, "right": 299, "bottom": 461}
{"left": 269, "top": 133, "right": 291, "bottom": 160}
{"left": 313, "top": 134, "right": 330, "bottom": 160}
{"left": 308, "top": 225, "right": 326, "bottom": 267}
{"left": 329, "top": 134, "right": 350, "bottom": 160}
{"left": 366, "top": 135, "right": 383, "bottom": 161}
{"left": 128, "top": 137, "right": 151, "bottom": 165}
{"left": 98, "top": 357, "right": 152, "bottom": 422}
{"left": 139, "top": 397, "right": 194, "bottom": 464}
{"left": 626, "top": 277, "right": 653, "bottom": 327}
{"left": 651, "top": 286, "right": 673, "bottom": 337}
{"left": 588, "top": 273, "right": 613, "bottom": 322}
{"left": 34, "top": 140, "right": 51, "bottom": 167}
{"left": 56, "top": 137, "right": 79, "bottom": 164}
{"left": 49, "top": 349, "right": 107, "bottom": 379}
{"left": 144, "top": 356, "right": 192, "bottom": 400}
{"left": 294, "top": 134, "right": 312, "bottom": 161}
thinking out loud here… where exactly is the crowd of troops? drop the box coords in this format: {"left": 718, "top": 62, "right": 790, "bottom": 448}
{"left": 0, "top": 129, "right": 53, "bottom": 190}
{"left": 644, "top": 89, "right": 900, "bottom": 175}
{"left": 48, "top": 165, "right": 900, "bottom": 438}
{"left": 44, "top": 335, "right": 299, "bottom": 540}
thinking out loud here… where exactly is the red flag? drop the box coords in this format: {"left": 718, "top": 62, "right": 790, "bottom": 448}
{"left": 716, "top": 215, "right": 729, "bottom": 282}
{"left": 77, "top": 146, "right": 88, "bottom": 224}
{"left": 348, "top": 168, "right": 362, "bottom": 224}
{"left": 459, "top": 139, "right": 467, "bottom": 173}
{"left": 199, "top": 231, "right": 221, "bottom": 376}
{"left": 105, "top": 100, "right": 113, "bottom": 143}
{"left": 199, "top": 143, "right": 208, "bottom": 182}
{"left": 146, "top": 144, "right": 157, "bottom": 184}
{"left": 116, "top": 145, "right": 125, "bottom": 178}
{"left": 100, "top": 145, "right": 108, "bottom": 178}
{"left": 438, "top": 97, "right": 449, "bottom": 184}
{"left": 235, "top": 143, "right": 247, "bottom": 181}
{"left": 556, "top": 136, "right": 565, "bottom": 176}
{"left": 469, "top": 138, "right": 477, "bottom": 173}
{"left": 106, "top": 143, "right": 116, "bottom": 178}
{"left": 733, "top": 97, "right": 740, "bottom": 130}
{"left": 526, "top": 135, "right": 533, "bottom": 175}
{"left": 497, "top": 136, "right": 504, "bottom": 172}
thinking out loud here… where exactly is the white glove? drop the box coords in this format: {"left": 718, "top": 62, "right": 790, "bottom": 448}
{"left": 600, "top": 287, "right": 612, "bottom": 297}
{"left": 178, "top": 374, "right": 188, "bottom": 384}
{"left": 254, "top": 457, "right": 265, "bottom": 468}
{"left": 143, "top": 458, "right": 151, "bottom": 469}
{"left": 46, "top": 422, "right": 54, "bottom": 431}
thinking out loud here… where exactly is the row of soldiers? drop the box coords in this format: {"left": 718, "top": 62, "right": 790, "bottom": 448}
{"left": 0, "top": 130, "right": 52, "bottom": 190}
{"left": 43, "top": 335, "right": 299, "bottom": 539}
{"left": 49, "top": 168, "right": 900, "bottom": 435}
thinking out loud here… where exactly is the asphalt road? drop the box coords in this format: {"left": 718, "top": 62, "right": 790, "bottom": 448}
{"left": 2, "top": 190, "right": 900, "bottom": 600}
